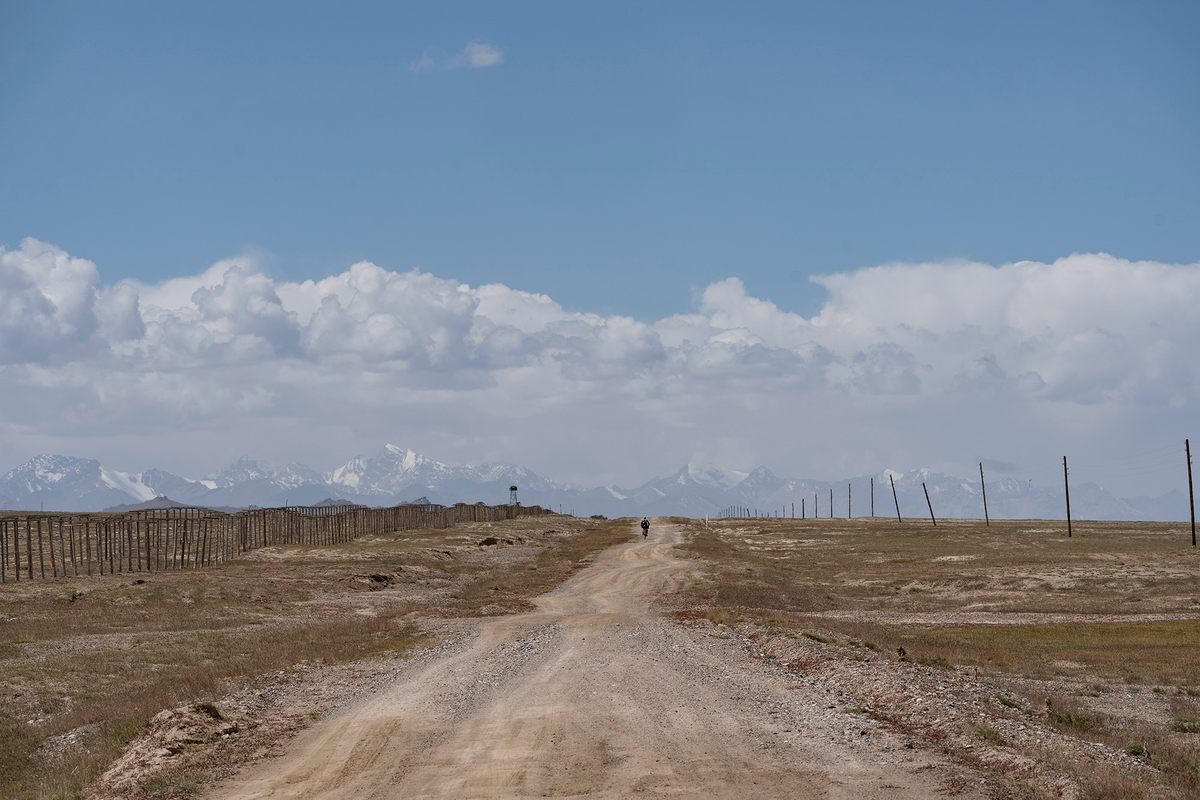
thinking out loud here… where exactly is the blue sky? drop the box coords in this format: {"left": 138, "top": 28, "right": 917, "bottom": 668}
{"left": 3, "top": 1, "right": 1198, "bottom": 318}
{"left": 1, "top": 2, "right": 1199, "bottom": 494}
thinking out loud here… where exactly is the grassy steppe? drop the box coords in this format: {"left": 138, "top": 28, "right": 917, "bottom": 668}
{"left": 679, "top": 517, "right": 1200, "bottom": 799}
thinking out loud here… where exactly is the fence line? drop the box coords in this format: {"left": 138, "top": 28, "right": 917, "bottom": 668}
{"left": 0, "top": 502, "right": 551, "bottom": 583}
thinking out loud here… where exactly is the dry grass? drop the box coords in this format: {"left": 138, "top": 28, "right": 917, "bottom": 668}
{"left": 0, "top": 516, "right": 628, "bottom": 800}
{"left": 679, "top": 517, "right": 1200, "bottom": 798}
{"left": 451, "top": 523, "right": 633, "bottom": 615}
{"left": 685, "top": 517, "right": 1199, "bottom": 614}
{"left": 815, "top": 618, "right": 1200, "bottom": 685}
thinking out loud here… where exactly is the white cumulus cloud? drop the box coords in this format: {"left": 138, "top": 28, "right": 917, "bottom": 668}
{"left": 0, "top": 240, "right": 1197, "bottom": 489}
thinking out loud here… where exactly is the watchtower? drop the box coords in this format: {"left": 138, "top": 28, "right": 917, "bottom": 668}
{"left": 509, "top": 485, "right": 519, "bottom": 507}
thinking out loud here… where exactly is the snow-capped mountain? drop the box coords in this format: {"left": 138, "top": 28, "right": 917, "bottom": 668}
{"left": 139, "top": 468, "right": 217, "bottom": 499}
{"left": 0, "top": 449, "right": 1190, "bottom": 520}
{"left": 0, "top": 455, "right": 154, "bottom": 512}
{"left": 327, "top": 445, "right": 457, "bottom": 495}
{"left": 325, "top": 444, "right": 572, "bottom": 509}
{"left": 613, "top": 463, "right": 754, "bottom": 512}
{"left": 0, "top": 446, "right": 566, "bottom": 512}
{"left": 680, "top": 463, "right": 751, "bottom": 490}
{"left": 211, "top": 456, "right": 274, "bottom": 486}
{"left": 325, "top": 445, "right": 551, "bottom": 498}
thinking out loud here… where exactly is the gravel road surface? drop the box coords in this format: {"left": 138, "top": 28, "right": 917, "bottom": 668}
{"left": 207, "top": 521, "right": 979, "bottom": 799}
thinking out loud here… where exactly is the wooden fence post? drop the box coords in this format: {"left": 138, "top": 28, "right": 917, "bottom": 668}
{"left": 979, "top": 462, "right": 990, "bottom": 527}
{"left": 1063, "top": 456, "right": 1073, "bottom": 538}
{"left": 1187, "top": 438, "right": 1196, "bottom": 548}
{"left": 890, "top": 474, "right": 902, "bottom": 523}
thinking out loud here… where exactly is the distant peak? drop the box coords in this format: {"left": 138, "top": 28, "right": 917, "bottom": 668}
{"left": 682, "top": 462, "right": 749, "bottom": 489}
{"left": 24, "top": 454, "right": 93, "bottom": 467}
{"left": 212, "top": 455, "right": 275, "bottom": 484}
{"left": 382, "top": 444, "right": 424, "bottom": 470}
{"left": 3, "top": 454, "right": 98, "bottom": 482}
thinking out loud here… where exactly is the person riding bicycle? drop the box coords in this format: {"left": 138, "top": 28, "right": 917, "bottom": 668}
{"left": 640, "top": 517, "right": 650, "bottom": 538}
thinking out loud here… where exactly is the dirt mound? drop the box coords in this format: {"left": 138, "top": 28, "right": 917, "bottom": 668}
{"left": 349, "top": 572, "right": 398, "bottom": 590}
{"left": 90, "top": 702, "right": 243, "bottom": 798}
{"left": 478, "top": 535, "right": 525, "bottom": 546}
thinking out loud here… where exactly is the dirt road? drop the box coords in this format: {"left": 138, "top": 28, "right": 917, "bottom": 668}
{"left": 209, "top": 521, "right": 979, "bottom": 799}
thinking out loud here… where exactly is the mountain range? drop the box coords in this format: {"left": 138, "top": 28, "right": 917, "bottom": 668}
{"left": 0, "top": 446, "right": 1190, "bottom": 521}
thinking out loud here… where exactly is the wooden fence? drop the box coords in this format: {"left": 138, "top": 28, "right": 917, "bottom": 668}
{"left": 0, "top": 502, "right": 551, "bottom": 583}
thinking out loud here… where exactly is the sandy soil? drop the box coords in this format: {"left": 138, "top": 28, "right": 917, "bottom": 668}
{"left": 205, "top": 521, "right": 980, "bottom": 800}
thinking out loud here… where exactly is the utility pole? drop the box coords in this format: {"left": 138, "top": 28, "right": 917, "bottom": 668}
{"left": 847, "top": 482, "right": 852, "bottom": 519}
{"left": 890, "top": 474, "right": 902, "bottom": 522}
{"left": 1063, "top": 456, "right": 1073, "bottom": 538}
{"left": 1187, "top": 439, "right": 1196, "bottom": 548}
{"left": 791, "top": 501, "right": 794, "bottom": 519}
{"left": 829, "top": 488, "right": 833, "bottom": 519}
{"left": 815, "top": 492, "right": 818, "bottom": 519}
{"left": 979, "top": 462, "right": 990, "bottom": 527}
{"left": 870, "top": 477, "right": 875, "bottom": 517}
{"left": 923, "top": 482, "right": 937, "bottom": 527}
{"left": 802, "top": 497, "right": 805, "bottom": 519}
